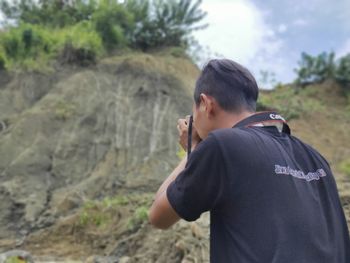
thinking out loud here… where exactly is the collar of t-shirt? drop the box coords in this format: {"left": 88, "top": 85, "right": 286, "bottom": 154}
{"left": 233, "top": 111, "right": 291, "bottom": 134}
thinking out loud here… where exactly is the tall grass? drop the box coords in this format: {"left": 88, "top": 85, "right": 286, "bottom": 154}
{"left": 0, "top": 22, "right": 104, "bottom": 70}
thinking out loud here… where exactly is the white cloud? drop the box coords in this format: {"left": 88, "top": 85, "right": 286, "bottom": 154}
{"left": 292, "top": 18, "right": 309, "bottom": 27}
{"left": 336, "top": 38, "right": 350, "bottom": 58}
{"left": 277, "top": 24, "right": 287, "bottom": 33}
{"left": 194, "top": 0, "right": 264, "bottom": 64}
{"left": 193, "top": 0, "right": 292, "bottom": 88}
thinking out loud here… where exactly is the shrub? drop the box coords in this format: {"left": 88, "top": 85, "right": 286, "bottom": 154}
{"left": 0, "top": 23, "right": 56, "bottom": 70}
{"left": 295, "top": 52, "right": 336, "bottom": 86}
{"left": 58, "top": 21, "right": 104, "bottom": 65}
{"left": 295, "top": 51, "right": 350, "bottom": 96}
{"left": 92, "top": 0, "right": 133, "bottom": 50}
{"left": 0, "top": 0, "right": 98, "bottom": 28}
{"left": 0, "top": 21, "right": 105, "bottom": 69}
{"left": 335, "top": 54, "right": 350, "bottom": 93}
{"left": 79, "top": 195, "right": 129, "bottom": 227}
{"left": 0, "top": 46, "right": 6, "bottom": 70}
{"left": 0, "top": 0, "right": 207, "bottom": 68}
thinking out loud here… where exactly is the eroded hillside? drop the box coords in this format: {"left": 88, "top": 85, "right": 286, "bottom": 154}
{"left": 0, "top": 56, "right": 349, "bottom": 263}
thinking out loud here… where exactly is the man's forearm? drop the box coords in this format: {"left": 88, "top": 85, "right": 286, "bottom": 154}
{"left": 149, "top": 118, "right": 200, "bottom": 228}
{"left": 154, "top": 157, "right": 187, "bottom": 201}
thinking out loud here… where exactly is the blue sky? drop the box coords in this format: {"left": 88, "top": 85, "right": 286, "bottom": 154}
{"left": 193, "top": 0, "right": 350, "bottom": 87}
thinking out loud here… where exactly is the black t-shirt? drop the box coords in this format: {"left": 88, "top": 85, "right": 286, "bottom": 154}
{"left": 167, "top": 113, "right": 350, "bottom": 263}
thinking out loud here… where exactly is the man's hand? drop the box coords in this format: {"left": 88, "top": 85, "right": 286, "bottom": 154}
{"left": 177, "top": 115, "right": 201, "bottom": 152}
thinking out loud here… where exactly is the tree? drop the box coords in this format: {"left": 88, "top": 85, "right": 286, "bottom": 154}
{"left": 0, "top": 0, "right": 97, "bottom": 27}
{"left": 335, "top": 54, "right": 350, "bottom": 94}
{"left": 0, "top": 0, "right": 208, "bottom": 69}
{"left": 294, "top": 51, "right": 350, "bottom": 95}
{"left": 92, "top": 0, "right": 133, "bottom": 50}
{"left": 126, "top": 0, "right": 207, "bottom": 51}
{"left": 295, "top": 51, "right": 336, "bottom": 86}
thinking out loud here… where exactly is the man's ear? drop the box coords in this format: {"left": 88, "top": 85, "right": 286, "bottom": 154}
{"left": 200, "top": 93, "right": 215, "bottom": 118}
{"left": 199, "top": 94, "right": 207, "bottom": 111}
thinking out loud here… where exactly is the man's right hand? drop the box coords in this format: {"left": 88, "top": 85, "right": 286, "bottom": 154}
{"left": 177, "top": 115, "right": 201, "bottom": 152}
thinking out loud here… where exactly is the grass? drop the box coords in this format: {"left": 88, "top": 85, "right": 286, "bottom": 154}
{"left": 78, "top": 194, "right": 152, "bottom": 231}
{"left": 54, "top": 101, "right": 77, "bottom": 121}
{"left": 258, "top": 84, "right": 325, "bottom": 120}
{"left": 0, "top": 22, "right": 104, "bottom": 72}
{"left": 79, "top": 195, "right": 130, "bottom": 228}
{"left": 339, "top": 159, "right": 350, "bottom": 178}
{"left": 127, "top": 206, "right": 149, "bottom": 231}
{"left": 4, "top": 257, "right": 27, "bottom": 263}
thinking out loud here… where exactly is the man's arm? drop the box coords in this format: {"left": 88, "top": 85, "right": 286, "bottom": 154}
{"left": 148, "top": 157, "right": 187, "bottom": 229}
{"left": 149, "top": 116, "right": 200, "bottom": 229}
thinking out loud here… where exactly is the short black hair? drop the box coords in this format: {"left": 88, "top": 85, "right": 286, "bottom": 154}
{"left": 194, "top": 59, "right": 259, "bottom": 112}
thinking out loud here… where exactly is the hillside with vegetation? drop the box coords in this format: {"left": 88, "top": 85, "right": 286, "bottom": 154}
{"left": 1, "top": 63, "right": 349, "bottom": 262}
{"left": 0, "top": 1, "right": 350, "bottom": 262}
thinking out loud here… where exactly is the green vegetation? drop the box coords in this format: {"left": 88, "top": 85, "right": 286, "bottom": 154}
{"left": 78, "top": 194, "right": 152, "bottom": 231}
{"left": 79, "top": 195, "right": 130, "bottom": 227}
{"left": 295, "top": 51, "right": 350, "bottom": 94}
{"left": 177, "top": 147, "right": 186, "bottom": 160}
{"left": 336, "top": 54, "right": 350, "bottom": 86}
{"left": 257, "top": 51, "right": 350, "bottom": 117}
{"left": 4, "top": 257, "right": 27, "bottom": 263}
{"left": 127, "top": 206, "right": 149, "bottom": 230}
{"left": 0, "top": 21, "right": 103, "bottom": 70}
{"left": 0, "top": 23, "right": 56, "bottom": 70}
{"left": 54, "top": 101, "right": 77, "bottom": 120}
{"left": 0, "top": 0, "right": 207, "bottom": 71}
{"left": 339, "top": 159, "right": 350, "bottom": 178}
{"left": 257, "top": 84, "right": 324, "bottom": 120}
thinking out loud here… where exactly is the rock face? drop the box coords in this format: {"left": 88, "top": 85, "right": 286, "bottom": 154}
{"left": 1, "top": 54, "right": 349, "bottom": 262}
{"left": 0, "top": 53, "right": 198, "bottom": 241}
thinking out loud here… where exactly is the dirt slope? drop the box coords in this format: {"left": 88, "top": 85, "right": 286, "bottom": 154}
{"left": 0, "top": 58, "right": 349, "bottom": 262}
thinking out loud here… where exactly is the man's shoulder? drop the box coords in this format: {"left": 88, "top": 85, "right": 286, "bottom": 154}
{"left": 211, "top": 127, "right": 249, "bottom": 137}
{"left": 193, "top": 129, "right": 245, "bottom": 157}
{"left": 205, "top": 128, "right": 262, "bottom": 157}
{"left": 289, "top": 134, "right": 331, "bottom": 167}
{"left": 210, "top": 127, "right": 263, "bottom": 144}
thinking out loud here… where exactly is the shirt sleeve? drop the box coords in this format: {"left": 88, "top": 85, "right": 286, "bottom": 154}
{"left": 167, "top": 133, "right": 226, "bottom": 221}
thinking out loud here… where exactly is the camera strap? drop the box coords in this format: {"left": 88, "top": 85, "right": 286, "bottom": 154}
{"left": 187, "top": 115, "right": 193, "bottom": 160}
{"left": 233, "top": 111, "right": 291, "bottom": 134}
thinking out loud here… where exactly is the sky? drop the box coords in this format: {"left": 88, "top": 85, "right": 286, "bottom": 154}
{"left": 193, "top": 0, "right": 350, "bottom": 88}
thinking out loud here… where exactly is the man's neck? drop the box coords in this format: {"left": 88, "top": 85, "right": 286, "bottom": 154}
{"left": 215, "top": 110, "right": 255, "bottom": 130}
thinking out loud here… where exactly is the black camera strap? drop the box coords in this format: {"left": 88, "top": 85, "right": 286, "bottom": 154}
{"left": 187, "top": 115, "right": 193, "bottom": 160}
{"left": 233, "top": 111, "right": 291, "bottom": 135}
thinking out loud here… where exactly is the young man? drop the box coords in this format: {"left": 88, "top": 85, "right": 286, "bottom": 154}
{"left": 149, "top": 59, "right": 350, "bottom": 262}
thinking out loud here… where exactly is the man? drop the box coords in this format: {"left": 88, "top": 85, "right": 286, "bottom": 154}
{"left": 149, "top": 59, "right": 350, "bottom": 262}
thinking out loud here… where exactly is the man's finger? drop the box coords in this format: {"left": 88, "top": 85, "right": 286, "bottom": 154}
{"left": 178, "top": 119, "right": 187, "bottom": 129}
{"left": 185, "top": 115, "right": 191, "bottom": 124}
{"left": 177, "top": 124, "right": 181, "bottom": 134}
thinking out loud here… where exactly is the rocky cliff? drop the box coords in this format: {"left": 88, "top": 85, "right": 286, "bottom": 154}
{"left": 0, "top": 54, "right": 349, "bottom": 263}
{"left": 0, "top": 53, "right": 198, "bottom": 242}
